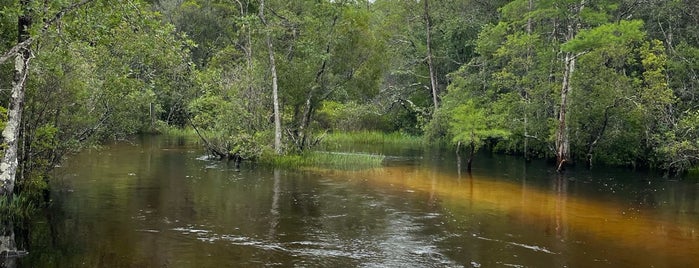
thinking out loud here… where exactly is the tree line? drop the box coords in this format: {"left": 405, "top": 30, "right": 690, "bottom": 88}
{"left": 0, "top": 0, "right": 697, "bottom": 198}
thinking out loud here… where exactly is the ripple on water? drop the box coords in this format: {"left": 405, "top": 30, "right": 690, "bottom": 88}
{"left": 473, "top": 234, "right": 558, "bottom": 254}
{"left": 168, "top": 219, "right": 460, "bottom": 267}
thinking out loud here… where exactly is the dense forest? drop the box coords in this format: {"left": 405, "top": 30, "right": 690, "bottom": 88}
{"left": 0, "top": 0, "right": 698, "bottom": 200}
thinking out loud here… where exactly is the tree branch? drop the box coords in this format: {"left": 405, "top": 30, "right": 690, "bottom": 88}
{"left": 0, "top": 0, "right": 95, "bottom": 65}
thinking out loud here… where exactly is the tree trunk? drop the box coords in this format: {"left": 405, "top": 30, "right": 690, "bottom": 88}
{"left": 298, "top": 95, "right": 314, "bottom": 151}
{"left": 456, "top": 141, "right": 462, "bottom": 177}
{"left": 0, "top": 1, "right": 32, "bottom": 197}
{"left": 555, "top": 1, "right": 584, "bottom": 172}
{"left": 1, "top": 221, "right": 27, "bottom": 264}
{"left": 556, "top": 51, "right": 574, "bottom": 172}
{"left": 259, "top": 0, "right": 282, "bottom": 155}
{"left": 524, "top": 0, "right": 533, "bottom": 161}
{"left": 467, "top": 140, "right": 475, "bottom": 173}
{"left": 423, "top": 0, "right": 439, "bottom": 111}
{"left": 270, "top": 40, "right": 282, "bottom": 155}
{"left": 297, "top": 16, "right": 335, "bottom": 152}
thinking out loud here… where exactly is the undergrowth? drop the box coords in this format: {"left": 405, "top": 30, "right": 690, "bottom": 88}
{"left": 0, "top": 195, "right": 37, "bottom": 221}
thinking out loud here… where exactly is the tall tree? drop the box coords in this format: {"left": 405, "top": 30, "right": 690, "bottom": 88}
{"left": 259, "top": 0, "right": 282, "bottom": 154}
{"left": 423, "top": 0, "right": 439, "bottom": 111}
{"left": 279, "top": 1, "right": 384, "bottom": 151}
{"left": 439, "top": 0, "right": 668, "bottom": 171}
{"left": 0, "top": 0, "right": 32, "bottom": 197}
{"left": 0, "top": 0, "right": 97, "bottom": 196}
{"left": 450, "top": 100, "right": 509, "bottom": 172}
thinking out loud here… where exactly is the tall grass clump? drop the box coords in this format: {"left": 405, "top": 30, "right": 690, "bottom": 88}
{"left": 0, "top": 195, "right": 37, "bottom": 221}
{"left": 687, "top": 167, "right": 699, "bottom": 181}
{"left": 157, "top": 125, "right": 199, "bottom": 139}
{"left": 322, "top": 131, "right": 424, "bottom": 148}
{"left": 263, "top": 151, "right": 384, "bottom": 170}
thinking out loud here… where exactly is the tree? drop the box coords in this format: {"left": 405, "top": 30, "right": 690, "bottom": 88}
{"left": 450, "top": 100, "right": 509, "bottom": 172}
{"left": 440, "top": 0, "right": 669, "bottom": 171}
{"left": 1, "top": 0, "right": 194, "bottom": 197}
{"left": 279, "top": 1, "right": 384, "bottom": 151}
{"left": 375, "top": 0, "right": 507, "bottom": 134}
{"left": 0, "top": 0, "right": 96, "bottom": 197}
{"left": 423, "top": 0, "right": 439, "bottom": 111}
{"left": 258, "top": 0, "right": 282, "bottom": 155}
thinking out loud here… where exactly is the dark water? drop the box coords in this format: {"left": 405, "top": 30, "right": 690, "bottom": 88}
{"left": 6, "top": 135, "right": 699, "bottom": 267}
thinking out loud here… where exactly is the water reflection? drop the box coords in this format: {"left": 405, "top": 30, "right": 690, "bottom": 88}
{"left": 344, "top": 165, "right": 699, "bottom": 266}
{"left": 11, "top": 136, "right": 699, "bottom": 267}
{"left": 1, "top": 222, "right": 18, "bottom": 268}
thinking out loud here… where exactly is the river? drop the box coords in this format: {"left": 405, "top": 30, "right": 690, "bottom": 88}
{"left": 5, "top": 135, "right": 699, "bottom": 267}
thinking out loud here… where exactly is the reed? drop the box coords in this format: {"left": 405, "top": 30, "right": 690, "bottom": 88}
{"left": 0, "top": 195, "right": 37, "bottom": 220}
{"left": 687, "top": 167, "right": 699, "bottom": 180}
{"left": 321, "top": 131, "right": 424, "bottom": 148}
{"left": 158, "top": 126, "right": 198, "bottom": 138}
{"left": 263, "top": 151, "right": 384, "bottom": 170}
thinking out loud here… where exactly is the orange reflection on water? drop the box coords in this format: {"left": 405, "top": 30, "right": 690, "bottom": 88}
{"left": 330, "top": 166, "right": 699, "bottom": 266}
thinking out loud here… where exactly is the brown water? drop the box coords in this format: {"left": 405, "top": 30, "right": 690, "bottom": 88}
{"left": 6, "top": 135, "right": 699, "bottom": 267}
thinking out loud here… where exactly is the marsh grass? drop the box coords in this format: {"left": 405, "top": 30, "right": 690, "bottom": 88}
{"left": 320, "top": 131, "right": 424, "bottom": 149}
{"left": 687, "top": 167, "right": 699, "bottom": 181}
{"left": 158, "top": 126, "right": 198, "bottom": 138}
{"left": 264, "top": 151, "right": 385, "bottom": 170}
{"left": 0, "top": 195, "right": 37, "bottom": 221}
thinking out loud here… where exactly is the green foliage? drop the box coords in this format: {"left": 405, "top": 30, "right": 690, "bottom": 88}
{"left": 0, "top": 0, "right": 198, "bottom": 201}
{"left": 0, "top": 105, "right": 7, "bottom": 133}
{"left": 2, "top": 0, "right": 698, "bottom": 186}
{"left": 653, "top": 110, "right": 699, "bottom": 173}
{"left": 187, "top": 55, "right": 271, "bottom": 159}
{"left": 449, "top": 99, "right": 510, "bottom": 151}
{"left": 430, "top": 0, "right": 699, "bottom": 173}
{"left": 0, "top": 195, "right": 37, "bottom": 221}
{"left": 316, "top": 101, "right": 389, "bottom": 131}
{"left": 562, "top": 20, "right": 646, "bottom": 53}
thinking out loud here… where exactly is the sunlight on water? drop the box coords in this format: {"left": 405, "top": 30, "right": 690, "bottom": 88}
{"left": 332, "top": 166, "right": 699, "bottom": 266}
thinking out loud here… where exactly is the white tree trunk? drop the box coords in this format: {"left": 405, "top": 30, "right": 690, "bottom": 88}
{"left": 424, "top": 0, "right": 439, "bottom": 111}
{"left": 556, "top": 52, "right": 574, "bottom": 171}
{"left": 268, "top": 34, "right": 282, "bottom": 155}
{"left": 260, "top": 0, "right": 283, "bottom": 155}
{"left": 0, "top": 52, "right": 30, "bottom": 197}
{"left": 555, "top": 1, "right": 586, "bottom": 172}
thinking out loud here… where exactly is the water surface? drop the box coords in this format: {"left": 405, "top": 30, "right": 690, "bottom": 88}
{"left": 7, "top": 136, "right": 699, "bottom": 267}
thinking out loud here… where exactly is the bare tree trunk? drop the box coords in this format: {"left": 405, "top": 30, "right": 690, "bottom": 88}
{"left": 423, "top": 0, "right": 439, "bottom": 111}
{"left": 555, "top": 1, "right": 585, "bottom": 172}
{"left": 1, "top": 221, "right": 24, "bottom": 265}
{"left": 296, "top": 16, "right": 337, "bottom": 151}
{"left": 259, "top": 0, "right": 282, "bottom": 155}
{"left": 556, "top": 51, "right": 574, "bottom": 172}
{"left": 0, "top": 1, "right": 32, "bottom": 197}
{"left": 298, "top": 94, "right": 315, "bottom": 151}
{"left": 270, "top": 41, "right": 282, "bottom": 154}
{"left": 524, "top": 0, "right": 533, "bottom": 161}
{"left": 456, "top": 141, "right": 462, "bottom": 177}
{"left": 467, "top": 140, "right": 475, "bottom": 173}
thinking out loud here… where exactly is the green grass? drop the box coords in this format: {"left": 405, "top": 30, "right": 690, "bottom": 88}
{"left": 321, "top": 131, "right": 425, "bottom": 147}
{"left": 0, "top": 194, "right": 37, "bottom": 221}
{"left": 687, "top": 166, "right": 699, "bottom": 180}
{"left": 262, "top": 151, "right": 385, "bottom": 170}
{"left": 157, "top": 125, "right": 199, "bottom": 138}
